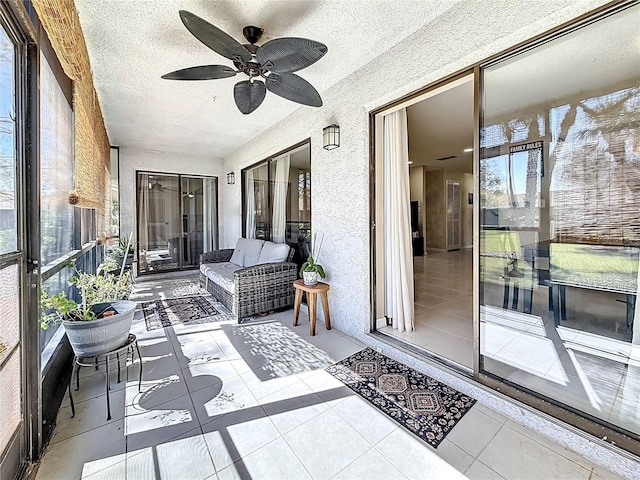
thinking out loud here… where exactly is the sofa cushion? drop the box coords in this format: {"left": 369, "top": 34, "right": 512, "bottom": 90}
{"left": 230, "top": 238, "right": 265, "bottom": 267}
{"left": 203, "top": 262, "right": 242, "bottom": 294}
{"left": 257, "top": 241, "right": 290, "bottom": 264}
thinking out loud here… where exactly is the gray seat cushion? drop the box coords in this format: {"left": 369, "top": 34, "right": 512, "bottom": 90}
{"left": 201, "top": 262, "right": 242, "bottom": 294}
{"left": 257, "top": 241, "right": 290, "bottom": 264}
{"left": 230, "top": 238, "right": 265, "bottom": 267}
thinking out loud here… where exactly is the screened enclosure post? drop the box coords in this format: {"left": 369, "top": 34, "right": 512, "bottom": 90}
{"left": 24, "top": 39, "right": 42, "bottom": 461}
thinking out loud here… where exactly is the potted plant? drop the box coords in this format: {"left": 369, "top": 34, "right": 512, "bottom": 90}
{"left": 41, "top": 261, "right": 135, "bottom": 357}
{"left": 299, "top": 232, "right": 326, "bottom": 286}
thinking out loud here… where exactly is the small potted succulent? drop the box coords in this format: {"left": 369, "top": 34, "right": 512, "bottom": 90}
{"left": 299, "top": 232, "right": 326, "bottom": 286}
{"left": 41, "top": 261, "right": 135, "bottom": 357}
{"left": 300, "top": 257, "right": 325, "bottom": 285}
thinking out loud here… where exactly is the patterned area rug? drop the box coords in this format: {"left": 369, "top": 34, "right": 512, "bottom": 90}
{"left": 142, "top": 296, "right": 220, "bottom": 331}
{"left": 326, "top": 348, "right": 476, "bottom": 448}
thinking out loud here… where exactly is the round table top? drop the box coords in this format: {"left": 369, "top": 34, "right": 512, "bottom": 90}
{"left": 293, "top": 279, "right": 330, "bottom": 292}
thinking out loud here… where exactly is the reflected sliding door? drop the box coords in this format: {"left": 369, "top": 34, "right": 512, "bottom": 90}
{"left": 137, "top": 173, "right": 218, "bottom": 274}
{"left": 243, "top": 142, "right": 311, "bottom": 267}
{"left": 479, "top": 4, "right": 640, "bottom": 439}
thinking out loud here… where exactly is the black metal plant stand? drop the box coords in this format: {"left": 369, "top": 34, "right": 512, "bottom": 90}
{"left": 68, "top": 334, "right": 143, "bottom": 421}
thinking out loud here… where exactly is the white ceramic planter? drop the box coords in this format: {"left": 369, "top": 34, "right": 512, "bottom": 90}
{"left": 63, "top": 300, "right": 136, "bottom": 357}
{"left": 303, "top": 271, "right": 318, "bottom": 286}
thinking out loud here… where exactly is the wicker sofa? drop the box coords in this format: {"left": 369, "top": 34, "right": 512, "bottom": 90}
{"left": 199, "top": 238, "right": 297, "bottom": 321}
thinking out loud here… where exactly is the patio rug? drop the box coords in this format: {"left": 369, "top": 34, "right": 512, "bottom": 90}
{"left": 142, "top": 296, "right": 220, "bottom": 331}
{"left": 326, "top": 348, "right": 476, "bottom": 448}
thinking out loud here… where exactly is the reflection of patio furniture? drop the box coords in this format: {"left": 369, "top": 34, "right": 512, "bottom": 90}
{"left": 199, "top": 238, "right": 297, "bottom": 321}
{"left": 550, "top": 243, "right": 638, "bottom": 329}
{"left": 481, "top": 227, "right": 534, "bottom": 313}
{"left": 522, "top": 239, "right": 553, "bottom": 313}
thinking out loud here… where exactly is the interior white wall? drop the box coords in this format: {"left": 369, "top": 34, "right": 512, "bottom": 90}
{"left": 118, "top": 147, "right": 223, "bottom": 244}
{"left": 220, "top": 0, "right": 608, "bottom": 337}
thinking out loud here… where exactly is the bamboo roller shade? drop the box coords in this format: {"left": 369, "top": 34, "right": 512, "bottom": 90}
{"left": 32, "top": 0, "right": 111, "bottom": 238}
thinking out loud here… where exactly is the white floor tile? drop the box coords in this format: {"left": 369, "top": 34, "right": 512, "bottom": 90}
{"left": 125, "top": 372, "right": 189, "bottom": 410}
{"left": 36, "top": 420, "right": 125, "bottom": 480}
{"left": 218, "top": 437, "right": 311, "bottom": 480}
{"left": 332, "top": 396, "right": 398, "bottom": 445}
{"left": 51, "top": 388, "right": 126, "bottom": 445}
{"left": 445, "top": 407, "right": 503, "bottom": 457}
{"left": 464, "top": 460, "right": 507, "bottom": 480}
{"left": 201, "top": 409, "right": 280, "bottom": 471}
{"left": 284, "top": 409, "right": 370, "bottom": 480}
{"left": 182, "top": 359, "right": 237, "bottom": 393}
{"left": 478, "top": 425, "right": 591, "bottom": 480}
{"left": 190, "top": 375, "right": 258, "bottom": 424}
{"left": 126, "top": 427, "right": 215, "bottom": 480}
{"left": 333, "top": 448, "right": 407, "bottom": 480}
{"left": 125, "top": 395, "right": 199, "bottom": 453}
{"left": 436, "top": 439, "right": 475, "bottom": 474}
{"left": 376, "top": 428, "right": 467, "bottom": 480}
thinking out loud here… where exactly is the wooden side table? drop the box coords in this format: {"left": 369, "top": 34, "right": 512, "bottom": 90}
{"left": 293, "top": 279, "right": 331, "bottom": 336}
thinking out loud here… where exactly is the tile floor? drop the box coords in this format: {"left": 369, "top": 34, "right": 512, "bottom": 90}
{"left": 380, "top": 250, "right": 474, "bottom": 368}
{"left": 35, "top": 273, "right": 630, "bottom": 480}
{"left": 380, "top": 249, "right": 640, "bottom": 438}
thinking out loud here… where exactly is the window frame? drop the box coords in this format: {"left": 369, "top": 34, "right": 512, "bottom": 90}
{"left": 241, "top": 139, "right": 312, "bottom": 242}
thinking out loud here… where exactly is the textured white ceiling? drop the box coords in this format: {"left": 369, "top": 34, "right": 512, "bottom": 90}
{"left": 75, "top": 0, "right": 461, "bottom": 162}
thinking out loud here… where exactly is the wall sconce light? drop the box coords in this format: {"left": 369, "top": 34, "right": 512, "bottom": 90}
{"left": 227, "top": 172, "right": 235, "bottom": 185}
{"left": 323, "top": 124, "right": 340, "bottom": 150}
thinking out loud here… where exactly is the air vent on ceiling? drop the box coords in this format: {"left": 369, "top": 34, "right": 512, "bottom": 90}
{"left": 436, "top": 155, "right": 457, "bottom": 161}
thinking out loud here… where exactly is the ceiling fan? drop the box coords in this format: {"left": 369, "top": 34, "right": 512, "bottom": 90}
{"left": 149, "top": 180, "right": 177, "bottom": 192}
{"left": 162, "top": 10, "right": 328, "bottom": 114}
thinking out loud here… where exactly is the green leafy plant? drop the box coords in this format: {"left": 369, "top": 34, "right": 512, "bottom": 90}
{"left": 299, "top": 256, "right": 325, "bottom": 278}
{"left": 40, "top": 262, "right": 132, "bottom": 329}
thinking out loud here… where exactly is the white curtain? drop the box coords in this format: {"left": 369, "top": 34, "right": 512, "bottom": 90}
{"left": 203, "top": 178, "right": 217, "bottom": 252}
{"left": 383, "top": 109, "right": 415, "bottom": 332}
{"left": 272, "top": 153, "right": 290, "bottom": 244}
{"left": 245, "top": 169, "right": 256, "bottom": 238}
{"left": 137, "top": 174, "right": 150, "bottom": 265}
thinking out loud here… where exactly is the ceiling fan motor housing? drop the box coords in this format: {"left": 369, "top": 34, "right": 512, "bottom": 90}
{"left": 242, "top": 26, "right": 263, "bottom": 44}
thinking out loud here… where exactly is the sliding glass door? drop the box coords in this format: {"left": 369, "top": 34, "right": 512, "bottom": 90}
{"left": 243, "top": 141, "right": 311, "bottom": 266}
{"left": 137, "top": 172, "right": 217, "bottom": 274}
{"left": 0, "top": 13, "right": 25, "bottom": 477}
{"left": 479, "top": 3, "right": 640, "bottom": 441}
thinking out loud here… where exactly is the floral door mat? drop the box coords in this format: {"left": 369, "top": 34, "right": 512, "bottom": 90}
{"left": 142, "top": 296, "right": 220, "bottom": 331}
{"left": 326, "top": 348, "right": 476, "bottom": 448}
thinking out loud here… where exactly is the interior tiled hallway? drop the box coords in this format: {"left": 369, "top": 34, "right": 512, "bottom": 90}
{"left": 34, "top": 273, "right": 629, "bottom": 480}
{"left": 381, "top": 250, "right": 474, "bottom": 368}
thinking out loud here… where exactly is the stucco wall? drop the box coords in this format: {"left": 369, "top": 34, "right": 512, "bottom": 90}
{"left": 219, "top": 0, "right": 609, "bottom": 338}
{"left": 118, "top": 147, "right": 223, "bottom": 245}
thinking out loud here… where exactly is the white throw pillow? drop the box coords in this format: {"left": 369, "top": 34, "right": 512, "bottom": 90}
{"left": 257, "top": 242, "right": 290, "bottom": 264}
{"left": 230, "top": 238, "right": 266, "bottom": 267}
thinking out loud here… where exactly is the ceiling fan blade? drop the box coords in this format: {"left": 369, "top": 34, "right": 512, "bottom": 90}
{"left": 161, "top": 65, "right": 237, "bottom": 80}
{"left": 179, "top": 10, "right": 252, "bottom": 63}
{"left": 265, "top": 72, "right": 322, "bottom": 107}
{"left": 234, "top": 80, "right": 266, "bottom": 114}
{"left": 256, "top": 37, "right": 327, "bottom": 73}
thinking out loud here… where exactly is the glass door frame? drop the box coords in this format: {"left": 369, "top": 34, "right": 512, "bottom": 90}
{"left": 368, "top": 0, "right": 640, "bottom": 457}
{"left": 0, "top": 1, "right": 39, "bottom": 475}
{"left": 135, "top": 170, "right": 219, "bottom": 276}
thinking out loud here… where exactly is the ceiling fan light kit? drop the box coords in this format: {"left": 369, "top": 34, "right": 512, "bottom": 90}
{"left": 162, "top": 10, "right": 328, "bottom": 114}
